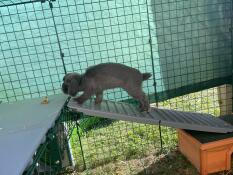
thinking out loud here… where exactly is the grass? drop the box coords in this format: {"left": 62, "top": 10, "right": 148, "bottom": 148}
{"left": 68, "top": 88, "right": 223, "bottom": 174}
{"left": 65, "top": 150, "right": 199, "bottom": 175}
{"left": 70, "top": 121, "right": 174, "bottom": 171}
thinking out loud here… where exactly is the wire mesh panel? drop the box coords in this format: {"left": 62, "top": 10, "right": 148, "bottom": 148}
{"left": 0, "top": 2, "right": 65, "bottom": 102}
{"left": 1, "top": 0, "right": 231, "bottom": 103}
{"left": 0, "top": 0, "right": 156, "bottom": 103}
{"left": 51, "top": 0, "right": 155, "bottom": 102}
{"left": 70, "top": 118, "right": 163, "bottom": 173}
{"left": 23, "top": 108, "right": 76, "bottom": 175}
{"left": 151, "top": 0, "right": 232, "bottom": 101}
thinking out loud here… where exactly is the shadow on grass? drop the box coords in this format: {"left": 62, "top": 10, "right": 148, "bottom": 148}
{"left": 137, "top": 150, "right": 233, "bottom": 175}
{"left": 136, "top": 150, "right": 198, "bottom": 175}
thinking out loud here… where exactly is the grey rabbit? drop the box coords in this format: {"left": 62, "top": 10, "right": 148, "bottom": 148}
{"left": 62, "top": 63, "right": 151, "bottom": 111}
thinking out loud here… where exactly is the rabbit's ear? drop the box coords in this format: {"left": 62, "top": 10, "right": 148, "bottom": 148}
{"left": 68, "top": 77, "right": 79, "bottom": 97}
{"left": 67, "top": 73, "right": 82, "bottom": 97}
{"left": 63, "top": 73, "right": 71, "bottom": 81}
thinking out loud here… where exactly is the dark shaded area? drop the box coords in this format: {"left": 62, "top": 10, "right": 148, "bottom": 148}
{"left": 149, "top": 76, "right": 232, "bottom": 103}
{"left": 186, "top": 114, "right": 233, "bottom": 143}
{"left": 79, "top": 116, "right": 114, "bottom": 132}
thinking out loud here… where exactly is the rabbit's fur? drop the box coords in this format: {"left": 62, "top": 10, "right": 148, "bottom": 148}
{"left": 62, "top": 63, "right": 151, "bottom": 111}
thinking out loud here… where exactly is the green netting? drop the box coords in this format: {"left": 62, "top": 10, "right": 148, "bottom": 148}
{"left": 0, "top": 1, "right": 65, "bottom": 102}
{"left": 0, "top": 0, "right": 232, "bottom": 103}
{"left": 53, "top": 0, "right": 155, "bottom": 102}
{"left": 151, "top": 0, "right": 232, "bottom": 98}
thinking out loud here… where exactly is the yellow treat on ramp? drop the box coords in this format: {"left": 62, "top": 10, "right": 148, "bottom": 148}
{"left": 41, "top": 96, "right": 49, "bottom": 104}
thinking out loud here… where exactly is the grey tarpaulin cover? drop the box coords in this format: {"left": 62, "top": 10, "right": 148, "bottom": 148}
{"left": 0, "top": 94, "right": 67, "bottom": 175}
{"left": 68, "top": 99, "right": 233, "bottom": 133}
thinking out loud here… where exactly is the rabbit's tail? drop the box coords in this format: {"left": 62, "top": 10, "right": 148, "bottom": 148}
{"left": 142, "top": 73, "right": 152, "bottom": 80}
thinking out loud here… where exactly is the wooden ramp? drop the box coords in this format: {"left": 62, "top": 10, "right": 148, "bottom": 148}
{"left": 68, "top": 99, "right": 233, "bottom": 133}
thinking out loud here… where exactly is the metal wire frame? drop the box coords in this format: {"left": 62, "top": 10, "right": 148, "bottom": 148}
{"left": 0, "top": 0, "right": 43, "bottom": 8}
{"left": 0, "top": 1, "right": 66, "bottom": 102}
{"left": 23, "top": 106, "right": 76, "bottom": 175}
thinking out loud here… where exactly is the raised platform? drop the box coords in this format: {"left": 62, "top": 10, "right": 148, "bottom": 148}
{"left": 0, "top": 94, "right": 67, "bottom": 175}
{"left": 67, "top": 98, "right": 233, "bottom": 133}
{"left": 179, "top": 115, "right": 233, "bottom": 175}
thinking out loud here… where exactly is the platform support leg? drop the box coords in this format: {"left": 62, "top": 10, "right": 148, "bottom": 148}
{"left": 56, "top": 123, "right": 72, "bottom": 167}
{"left": 75, "top": 114, "right": 87, "bottom": 170}
{"left": 159, "top": 120, "right": 163, "bottom": 152}
{"left": 217, "top": 85, "right": 232, "bottom": 115}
